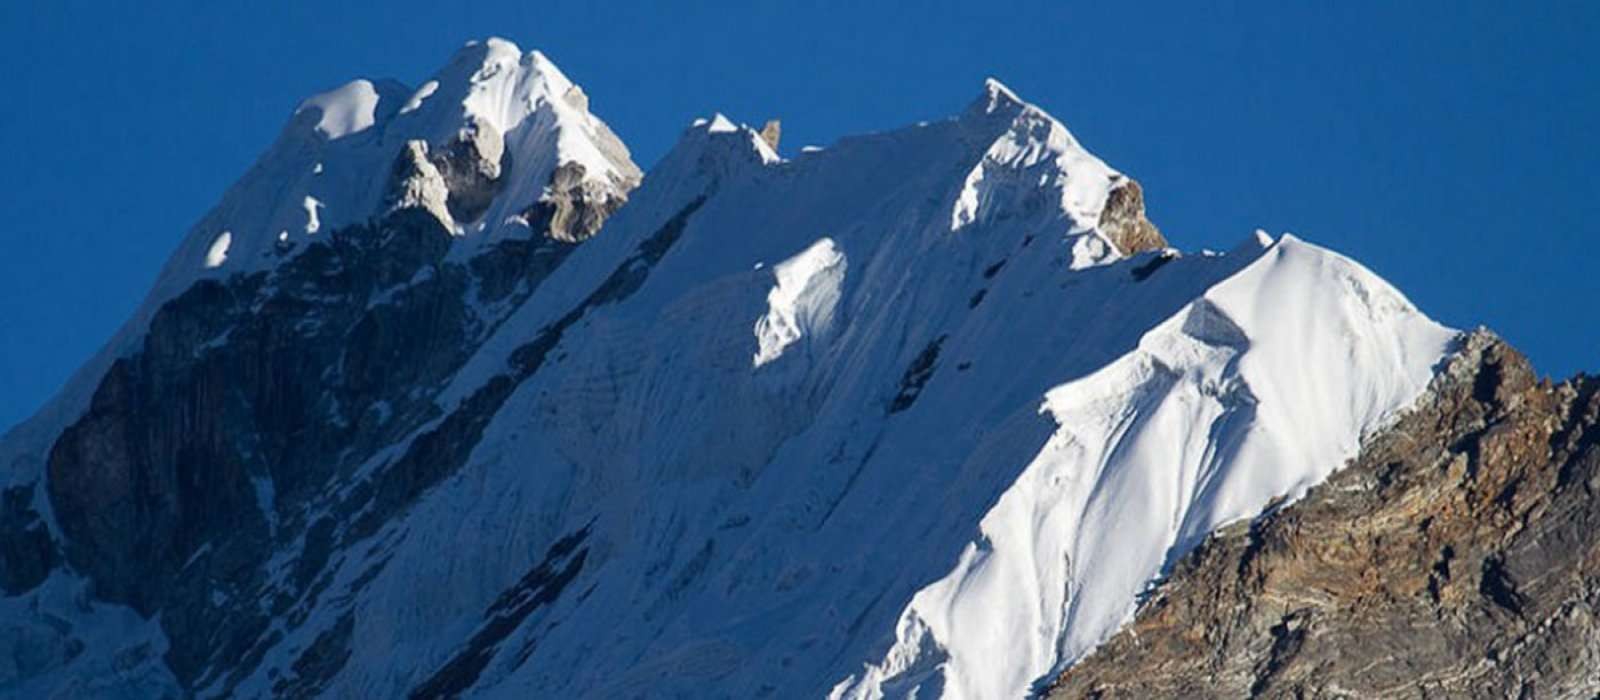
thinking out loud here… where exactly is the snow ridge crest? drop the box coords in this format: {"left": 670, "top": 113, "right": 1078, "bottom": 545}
{"left": 951, "top": 78, "right": 1165, "bottom": 261}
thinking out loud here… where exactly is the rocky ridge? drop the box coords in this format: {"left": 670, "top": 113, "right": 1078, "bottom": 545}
{"left": 1051, "top": 330, "right": 1600, "bottom": 698}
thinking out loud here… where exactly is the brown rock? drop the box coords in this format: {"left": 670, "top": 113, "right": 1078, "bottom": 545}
{"left": 759, "top": 119, "right": 781, "bottom": 151}
{"left": 1098, "top": 177, "right": 1167, "bottom": 256}
{"left": 523, "top": 161, "right": 634, "bottom": 244}
{"left": 1050, "top": 330, "right": 1600, "bottom": 698}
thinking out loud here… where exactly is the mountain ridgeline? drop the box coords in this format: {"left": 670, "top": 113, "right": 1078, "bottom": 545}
{"left": 1, "top": 37, "right": 1588, "bottom": 699}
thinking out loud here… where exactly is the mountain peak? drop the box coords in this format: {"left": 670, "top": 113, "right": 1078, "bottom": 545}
{"left": 972, "top": 76, "right": 1026, "bottom": 116}
{"left": 952, "top": 77, "right": 1167, "bottom": 258}
{"left": 0, "top": 36, "right": 1475, "bottom": 700}
{"left": 142, "top": 41, "right": 640, "bottom": 308}
{"left": 424, "top": 37, "right": 581, "bottom": 137}
{"left": 663, "top": 112, "right": 783, "bottom": 176}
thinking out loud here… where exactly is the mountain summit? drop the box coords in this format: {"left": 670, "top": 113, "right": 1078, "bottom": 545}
{"left": 7, "top": 39, "right": 1582, "bottom": 699}
{"left": 160, "top": 37, "right": 640, "bottom": 305}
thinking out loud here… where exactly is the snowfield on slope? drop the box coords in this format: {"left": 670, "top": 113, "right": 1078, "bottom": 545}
{"left": 830, "top": 234, "right": 1453, "bottom": 699}
{"left": 0, "top": 38, "right": 1458, "bottom": 700}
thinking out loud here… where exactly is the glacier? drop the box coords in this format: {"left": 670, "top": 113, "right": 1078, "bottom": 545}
{"left": 0, "top": 38, "right": 1455, "bottom": 699}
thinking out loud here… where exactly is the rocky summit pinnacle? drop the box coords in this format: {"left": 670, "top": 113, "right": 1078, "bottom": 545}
{"left": 759, "top": 119, "right": 782, "bottom": 151}
{"left": 0, "top": 37, "right": 1586, "bottom": 700}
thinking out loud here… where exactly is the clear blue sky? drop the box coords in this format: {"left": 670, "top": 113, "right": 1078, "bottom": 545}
{"left": 1, "top": 2, "right": 1596, "bottom": 432}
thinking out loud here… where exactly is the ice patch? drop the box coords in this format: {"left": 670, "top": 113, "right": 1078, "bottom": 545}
{"left": 400, "top": 79, "right": 439, "bottom": 115}
{"left": 303, "top": 196, "right": 323, "bottom": 234}
{"left": 204, "top": 231, "right": 231, "bottom": 269}
{"left": 753, "top": 238, "right": 846, "bottom": 367}
{"left": 297, "top": 79, "right": 383, "bottom": 139}
{"left": 1070, "top": 231, "right": 1115, "bottom": 269}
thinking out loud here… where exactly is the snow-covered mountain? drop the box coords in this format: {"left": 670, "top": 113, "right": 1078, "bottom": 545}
{"left": 0, "top": 39, "right": 1456, "bottom": 699}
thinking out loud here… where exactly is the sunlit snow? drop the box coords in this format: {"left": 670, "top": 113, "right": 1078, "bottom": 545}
{"left": 203, "top": 230, "right": 231, "bottom": 268}
{"left": 753, "top": 238, "right": 846, "bottom": 367}
{"left": 0, "top": 40, "right": 1461, "bottom": 700}
{"left": 303, "top": 195, "right": 322, "bottom": 234}
{"left": 297, "top": 79, "right": 384, "bottom": 139}
{"left": 400, "top": 79, "right": 439, "bottom": 115}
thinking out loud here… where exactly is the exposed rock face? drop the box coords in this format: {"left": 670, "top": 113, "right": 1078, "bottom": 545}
{"left": 561, "top": 84, "right": 589, "bottom": 112}
{"left": 432, "top": 117, "right": 507, "bottom": 223}
{"left": 524, "top": 161, "right": 634, "bottom": 243}
{"left": 386, "top": 119, "right": 508, "bottom": 229}
{"left": 387, "top": 141, "right": 455, "bottom": 226}
{"left": 1051, "top": 331, "right": 1600, "bottom": 699}
{"left": 0, "top": 486, "right": 54, "bottom": 595}
{"left": 759, "top": 119, "right": 781, "bottom": 151}
{"left": 1097, "top": 177, "right": 1166, "bottom": 256}
{"left": 35, "top": 194, "right": 618, "bottom": 689}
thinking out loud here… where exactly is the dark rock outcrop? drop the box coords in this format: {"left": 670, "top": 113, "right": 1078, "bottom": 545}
{"left": 30, "top": 182, "right": 688, "bottom": 693}
{"left": 35, "top": 194, "right": 618, "bottom": 690}
{"left": 432, "top": 117, "right": 507, "bottom": 223}
{"left": 0, "top": 486, "right": 56, "bottom": 595}
{"left": 44, "top": 211, "right": 481, "bottom": 685}
{"left": 1050, "top": 331, "right": 1600, "bottom": 698}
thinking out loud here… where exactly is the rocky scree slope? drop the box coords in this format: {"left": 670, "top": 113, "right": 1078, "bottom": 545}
{"left": 0, "top": 38, "right": 1475, "bottom": 700}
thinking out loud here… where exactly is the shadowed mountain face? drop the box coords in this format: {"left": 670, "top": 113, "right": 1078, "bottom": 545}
{"left": 1051, "top": 331, "right": 1600, "bottom": 699}
{"left": 39, "top": 209, "right": 610, "bottom": 690}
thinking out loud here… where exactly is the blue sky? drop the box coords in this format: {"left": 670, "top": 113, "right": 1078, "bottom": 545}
{"left": 1, "top": 1, "right": 1595, "bottom": 431}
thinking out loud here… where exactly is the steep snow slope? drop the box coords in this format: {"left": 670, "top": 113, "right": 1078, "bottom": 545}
{"left": 169, "top": 36, "right": 639, "bottom": 284}
{"left": 229, "top": 85, "right": 1445, "bottom": 698}
{"left": 831, "top": 234, "right": 1453, "bottom": 699}
{"left": 212, "top": 73, "right": 1188, "bottom": 698}
{"left": 1, "top": 39, "right": 1454, "bottom": 700}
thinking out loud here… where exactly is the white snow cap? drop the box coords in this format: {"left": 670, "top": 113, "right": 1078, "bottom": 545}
{"left": 147, "top": 37, "right": 639, "bottom": 305}
{"left": 951, "top": 77, "right": 1133, "bottom": 266}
